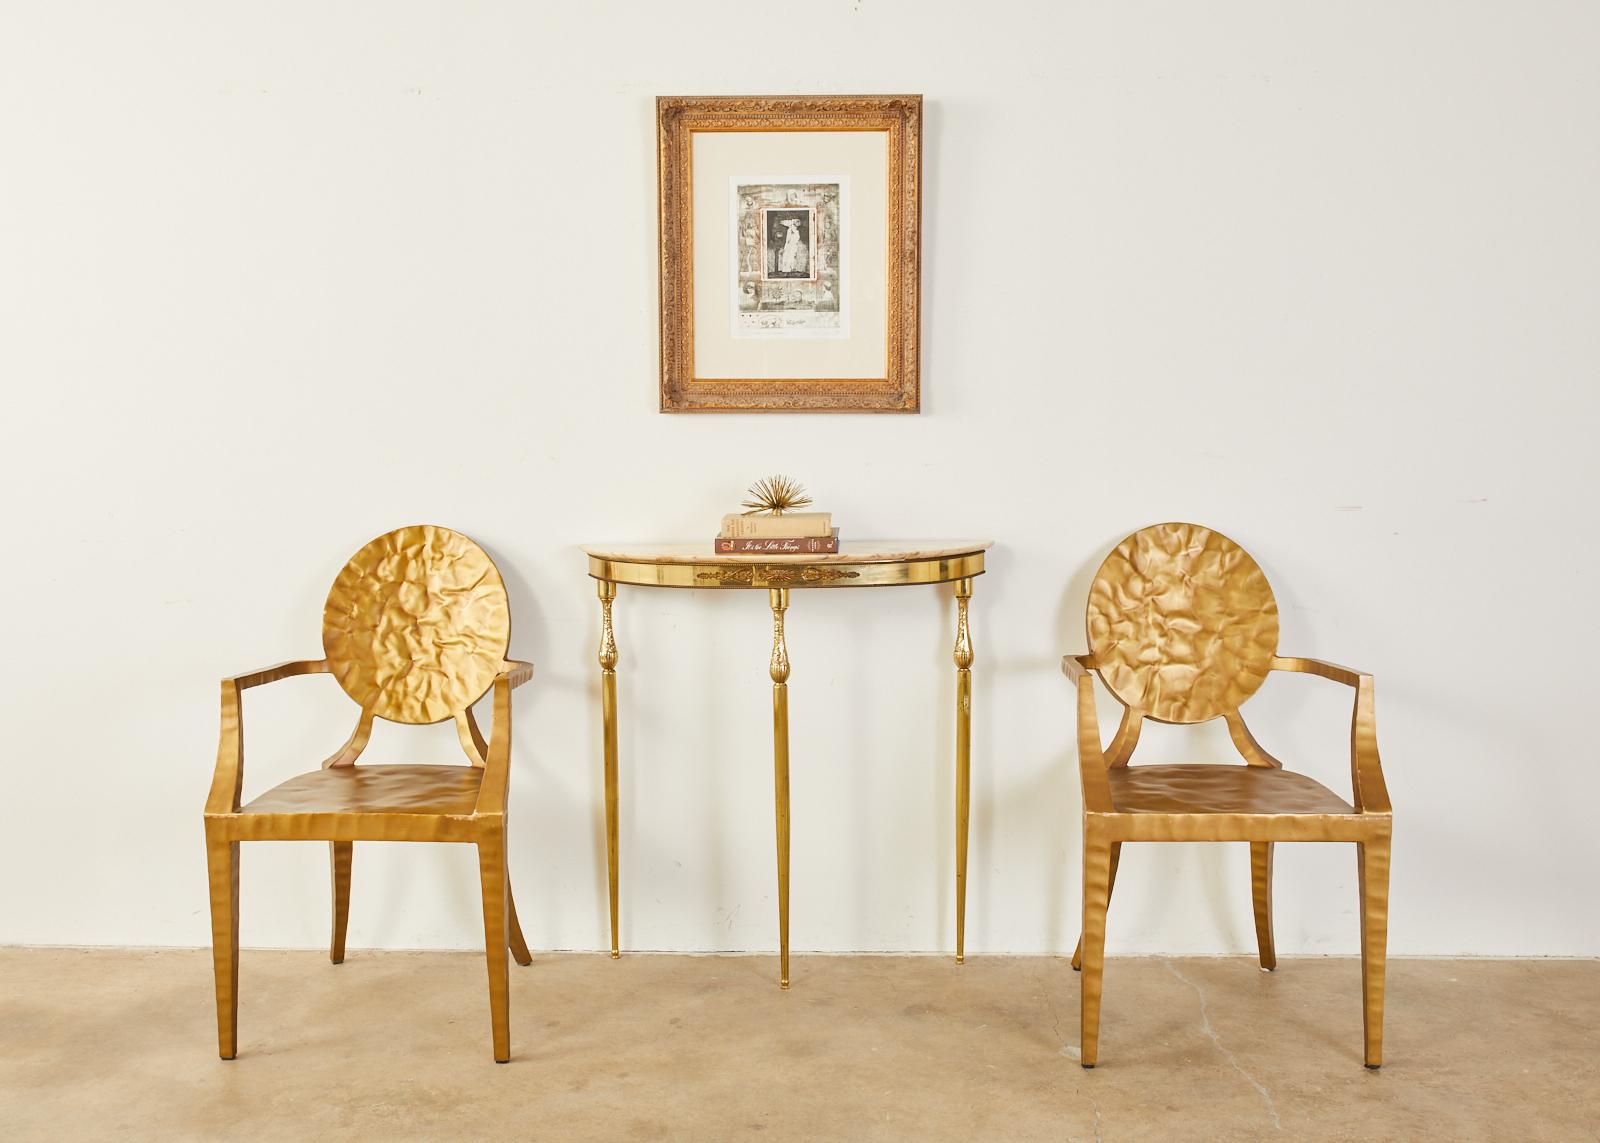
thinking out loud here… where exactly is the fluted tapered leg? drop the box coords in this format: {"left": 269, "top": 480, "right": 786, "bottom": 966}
{"left": 1358, "top": 832, "right": 1392, "bottom": 1068}
{"left": 1079, "top": 827, "right": 1115, "bottom": 1068}
{"left": 506, "top": 875, "right": 532, "bottom": 967}
{"left": 1072, "top": 842, "right": 1121, "bottom": 971}
{"left": 953, "top": 577, "right": 973, "bottom": 964}
{"left": 205, "top": 830, "right": 240, "bottom": 1060}
{"left": 769, "top": 587, "right": 792, "bottom": 989}
{"left": 477, "top": 829, "right": 512, "bottom": 1062}
{"left": 1251, "top": 841, "right": 1276, "bottom": 970}
{"left": 598, "top": 579, "right": 621, "bottom": 959}
{"left": 329, "top": 841, "right": 352, "bottom": 964}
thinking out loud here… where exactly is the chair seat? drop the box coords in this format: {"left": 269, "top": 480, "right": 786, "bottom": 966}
{"left": 241, "top": 765, "right": 483, "bottom": 816}
{"left": 1108, "top": 764, "right": 1355, "bottom": 816}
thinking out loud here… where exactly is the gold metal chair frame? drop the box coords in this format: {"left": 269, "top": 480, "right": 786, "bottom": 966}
{"left": 583, "top": 540, "right": 992, "bottom": 987}
{"left": 203, "top": 526, "right": 534, "bottom": 1062}
{"left": 1064, "top": 523, "right": 1393, "bottom": 1068}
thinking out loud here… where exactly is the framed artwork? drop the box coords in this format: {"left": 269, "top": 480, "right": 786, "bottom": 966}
{"left": 656, "top": 95, "right": 923, "bottom": 413}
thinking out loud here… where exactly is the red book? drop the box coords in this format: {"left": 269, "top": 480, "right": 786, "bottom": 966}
{"left": 714, "top": 530, "right": 840, "bottom": 555}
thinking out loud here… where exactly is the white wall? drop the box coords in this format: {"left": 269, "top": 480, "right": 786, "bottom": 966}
{"left": 3, "top": 1, "right": 1596, "bottom": 958}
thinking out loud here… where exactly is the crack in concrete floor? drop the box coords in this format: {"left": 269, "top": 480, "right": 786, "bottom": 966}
{"left": 1163, "top": 956, "right": 1283, "bottom": 1131}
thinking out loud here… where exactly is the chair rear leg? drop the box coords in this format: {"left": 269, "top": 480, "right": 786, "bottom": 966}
{"left": 1072, "top": 842, "right": 1120, "bottom": 971}
{"left": 205, "top": 832, "right": 240, "bottom": 1060}
{"left": 329, "top": 842, "right": 352, "bottom": 964}
{"left": 477, "top": 830, "right": 512, "bottom": 1063}
{"left": 506, "top": 874, "right": 533, "bottom": 967}
{"left": 1251, "top": 842, "right": 1276, "bottom": 970}
{"left": 1358, "top": 833, "right": 1392, "bottom": 1068}
{"left": 1079, "top": 831, "right": 1116, "bottom": 1068}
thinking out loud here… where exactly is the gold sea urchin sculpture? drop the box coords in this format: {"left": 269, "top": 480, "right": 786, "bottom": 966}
{"left": 741, "top": 475, "right": 813, "bottom": 516}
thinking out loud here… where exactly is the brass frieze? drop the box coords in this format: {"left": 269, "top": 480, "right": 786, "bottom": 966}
{"left": 695, "top": 564, "right": 862, "bottom": 587}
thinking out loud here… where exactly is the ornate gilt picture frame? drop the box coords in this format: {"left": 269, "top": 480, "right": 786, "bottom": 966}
{"left": 657, "top": 95, "right": 922, "bottom": 413}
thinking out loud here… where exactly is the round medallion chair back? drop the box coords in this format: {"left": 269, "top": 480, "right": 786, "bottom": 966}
{"left": 203, "top": 524, "right": 533, "bottom": 1063}
{"left": 1068, "top": 520, "right": 1394, "bottom": 1072}
{"left": 1086, "top": 521, "right": 1279, "bottom": 728}
{"left": 322, "top": 524, "right": 511, "bottom": 740}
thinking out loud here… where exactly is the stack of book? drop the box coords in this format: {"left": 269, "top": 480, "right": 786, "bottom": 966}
{"left": 715, "top": 512, "right": 840, "bottom": 554}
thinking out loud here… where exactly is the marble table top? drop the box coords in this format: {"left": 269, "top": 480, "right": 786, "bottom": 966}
{"left": 582, "top": 540, "right": 994, "bottom": 565}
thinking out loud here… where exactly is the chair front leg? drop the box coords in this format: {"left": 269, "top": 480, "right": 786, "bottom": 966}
{"left": 477, "top": 828, "right": 512, "bottom": 1063}
{"left": 1251, "top": 842, "right": 1276, "bottom": 971}
{"left": 205, "top": 829, "right": 240, "bottom": 1060}
{"left": 1071, "top": 842, "right": 1120, "bottom": 971}
{"left": 1358, "top": 831, "right": 1392, "bottom": 1068}
{"left": 1079, "top": 825, "right": 1116, "bottom": 1068}
{"left": 329, "top": 842, "right": 352, "bottom": 964}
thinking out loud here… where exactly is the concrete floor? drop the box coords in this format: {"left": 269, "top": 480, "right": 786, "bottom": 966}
{"left": 1, "top": 950, "right": 1596, "bottom": 1141}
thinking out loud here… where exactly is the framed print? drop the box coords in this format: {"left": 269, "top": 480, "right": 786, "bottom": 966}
{"left": 657, "top": 95, "right": 922, "bottom": 413}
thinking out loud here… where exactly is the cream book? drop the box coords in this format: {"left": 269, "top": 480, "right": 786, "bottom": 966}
{"left": 719, "top": 512, "right": 834, "bottom": 539}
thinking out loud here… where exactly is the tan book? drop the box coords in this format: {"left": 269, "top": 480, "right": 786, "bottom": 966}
{"left": 718, "top": 511, "right": 833, "bottom": 539}
{"left": 714, "top": 530, "right": 840, "bottom": 555}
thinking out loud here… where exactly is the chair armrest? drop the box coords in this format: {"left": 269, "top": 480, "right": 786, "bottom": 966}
{"left": 475, "top": 662, "right": 534, "bottom": 816}
{"left": 1271, "top": 656, "right": 1367, "bottom": 687}
{"left": 1060, "top": 654, "right": 1094, "bottom": 682}
{"left": 1062, "top": 655, "right": 1115, "bottom": 813}
{"left": 1271, "top": 656, "right": 1391, "bottom": 815}
{"left": 229, "top": 659, "right": 330, "bottom": 689}
{"left": 205, "top": 659, "right": 329, "bottom": 816}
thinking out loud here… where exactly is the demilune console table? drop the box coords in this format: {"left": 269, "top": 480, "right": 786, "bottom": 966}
{"left": 583, "top": 540, "right": 993, "bottom": 986}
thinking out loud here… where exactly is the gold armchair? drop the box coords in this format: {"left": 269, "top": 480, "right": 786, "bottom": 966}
{"left": 203, "top": 525, "right": 534, "bottom": 1062}
{"left": 1064, "top": 522, "right": 1393, "bottom": 1068}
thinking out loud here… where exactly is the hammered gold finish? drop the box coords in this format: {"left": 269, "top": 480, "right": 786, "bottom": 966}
{"left": 1064, "top": 523, "right": 1393, "bottom": 1069}
{"left": 1068, "top": 843, "right": 1120, "bottom": 972}
{"left": 1227, "top": 711, "right": 1284, "bottom": 769}
{"left": 242, "top": 765, "right": 485, "bottom": 816}
{"left": 321, "top": 708, "right": 373, "bottom": 769}
{"left": 204, "top": 528, "right": 534, "bottom": 1063}
{"left": 322, "top": 525, "right": 511, "bottom": 726}
{"left": 456, "top": 708, "right": 489, "bottom": 768}
{"left": 1105, "top": 764, "right": 1354, "bottom": 816}
{"left": 1251, "top": 842, "right": 1277, "bottom": 970}
{"left": 1087, "top": 522, "right": 1279, "bottom": 725}
{"left": 587, "top": 541, "right": 991, "bottom": 986}
{"left": 328, "top": 842, "right": 352, "bottom": 964}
